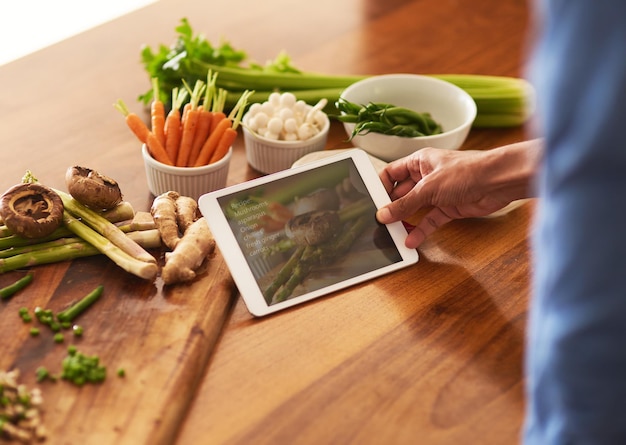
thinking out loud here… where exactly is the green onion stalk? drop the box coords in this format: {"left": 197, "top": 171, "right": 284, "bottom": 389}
{"left": 61, "top": 346, "right": 107, "bottom": 386}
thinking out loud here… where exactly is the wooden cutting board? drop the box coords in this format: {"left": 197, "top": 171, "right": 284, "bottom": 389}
{"left": 0, "top": 245, "right": 237, "bottom": 444}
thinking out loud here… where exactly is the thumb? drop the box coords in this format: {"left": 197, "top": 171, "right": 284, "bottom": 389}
{"left": 376, "top": 192, "right": 428, "bottom": 225}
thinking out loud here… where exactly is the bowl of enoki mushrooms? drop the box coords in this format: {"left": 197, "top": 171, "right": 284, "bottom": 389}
{"left": 242, "top": 92, "right": 330, "bottom": 174}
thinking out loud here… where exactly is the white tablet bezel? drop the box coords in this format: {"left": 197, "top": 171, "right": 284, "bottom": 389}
{"left": 198, "top": 148, "right": 418, "bottom": 316}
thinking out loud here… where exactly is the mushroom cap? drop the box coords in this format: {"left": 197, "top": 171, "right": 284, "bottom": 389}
{"left": 65, "top": 166, "right": 123, "bottom": 210}
{"left": 292, "top": 188, "right": 339, "bottom": 216}
{"left": 284, "top": 210, "right": 340, "bottom": 246}
{"left": 0, "top": 183, "right": 64, "bottom": 239}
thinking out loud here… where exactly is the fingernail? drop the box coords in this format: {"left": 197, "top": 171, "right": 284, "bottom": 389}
{"left": 376, "top": 207, "right": 390, "bottom": 223}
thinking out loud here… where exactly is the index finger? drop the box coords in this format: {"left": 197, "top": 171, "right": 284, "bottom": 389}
{"left": 378, "top": 156, "right": 421, "bottom": 193}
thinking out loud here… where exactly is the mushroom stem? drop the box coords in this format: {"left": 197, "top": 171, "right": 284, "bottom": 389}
{"left": 99, "top": 201, "right": 135, "bottom": 223}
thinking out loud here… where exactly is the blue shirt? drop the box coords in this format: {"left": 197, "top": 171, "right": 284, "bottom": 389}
{"left": 526, "top": 1, "right": 626, "bottom": 443}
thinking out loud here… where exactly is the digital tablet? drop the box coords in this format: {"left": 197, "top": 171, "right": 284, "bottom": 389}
{"left": 198, "top": 148, "right": 419, "bottom": 316}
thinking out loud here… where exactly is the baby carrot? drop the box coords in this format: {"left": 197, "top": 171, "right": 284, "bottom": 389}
{"left": 177, "top": 107, "right": 199, "bottom": 166}
{"left": 180, "top": 102, "right": 192, "bottom": 127}
{"left": 188, "top": 106, "right": 212, "bottom": 166}
{"left": 209, "top": 88, "right": 228, "bottom": 133}
{"left": 177, "top": 80, "right": 205, "bottom": 166}
{"left": 151, "top": 78, "right": 166, "bottom": 147}
{"left": 210, "top": 111, "right": 226, "bottom": 134}
{"left": 193, "top": 117, "right": 231, "bottom": 166}
{"left": 188, "top": 71, "right": 217, "bottom": 166}
{"left": 146, "top": 132, "right": 174, "bottom": 166}
{"left": 114, "top": 100, "right": 173, "bottom": 166}
{"left": 206, "top": 89, "right": 254, "bottom": 165}
{"left": 164, "top": 88, "right": 188, "bottom": 162}
{"left": 209, "top": 127, "right": 236, "bottom": 164}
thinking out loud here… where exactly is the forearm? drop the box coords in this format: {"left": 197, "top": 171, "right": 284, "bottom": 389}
{"left": 478, "top": 138, "right": 543, "bottom": 201}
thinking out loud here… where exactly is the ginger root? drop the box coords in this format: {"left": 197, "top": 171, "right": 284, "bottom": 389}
{"left": 175, "top": 195, "right": 198, "bottom": 234}
{"left": 151, "top": 191, "right": 181, "bottom": 250}
{"left": 161, "top": 217, "right": 215, "bottom": 285}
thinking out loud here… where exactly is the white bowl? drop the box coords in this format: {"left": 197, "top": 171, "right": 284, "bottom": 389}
{"left": 242, "top": 106, "right": 330, "bottom": 174}
{"left": 142, "top": 144, "right": 231, "bottom": 201}
{"left": 339, "top": 74, "right": 477, "bottom": 161}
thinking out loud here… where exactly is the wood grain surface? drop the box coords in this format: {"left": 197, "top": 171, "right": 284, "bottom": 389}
{"left": 0, "top": 0, "right": 533, "bottom": 444}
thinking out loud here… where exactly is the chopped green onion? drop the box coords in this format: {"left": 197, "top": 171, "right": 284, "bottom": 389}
{"left": 72, "top": 325, "right": 84, "bottom": 337}
{"left": 35, "top": 367, "right": 51, "bottom": 382}
{"left": 61, "top": 347, "right": 106, "bottom": 386}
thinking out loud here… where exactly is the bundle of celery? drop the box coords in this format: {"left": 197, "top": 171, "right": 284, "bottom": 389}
{"left": 140, "top": 19, "right": 534, "bottom": 128}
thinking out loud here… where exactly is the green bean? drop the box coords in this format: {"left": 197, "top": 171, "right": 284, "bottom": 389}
{"left": 388, "top": 125, "right": 426, "bottom": 137}
{"left": 336, "top": 98, "right": 443, "bottom": 140}
{"left": 0, "top": 273, "right": 33, "bottom": 300}
{"left": 351, "top": 121, "right": 392, "bottom": 139}
{"left": 335, "top": 98, "right": 362, "bottom": 115}
{"left": 336, "top": 113, "right": 359, "bottom": 123}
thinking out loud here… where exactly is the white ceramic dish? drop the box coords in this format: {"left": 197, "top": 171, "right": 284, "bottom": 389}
{"left": 142, "top": 144, "right": 231, "bottom": 201}
{"left": 242, "top": 105, "right": 330, "bottom": 174}
{"left": 339, "top": 74, "right": 477, "bottom": 161}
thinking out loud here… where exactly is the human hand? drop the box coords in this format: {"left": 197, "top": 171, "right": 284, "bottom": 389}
{"left": 376, "top": 141, "right": 541, "bottom": 248}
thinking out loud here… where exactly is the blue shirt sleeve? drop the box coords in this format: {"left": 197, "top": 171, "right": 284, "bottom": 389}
{"left": 525, "top": 1, "right": 626, "bottom": 443}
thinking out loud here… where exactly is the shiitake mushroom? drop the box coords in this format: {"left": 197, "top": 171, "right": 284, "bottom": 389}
{"left": 65, "top": 166, "right": 123, "bottom": 210}
{"left": 0, "top": 183, "right": 64, "bottom": 239}
{"left": 292, "top": 188, "right": 339, "bottom": 216}
{"left": 284, "top": 210, "right": 340, "bottom": 246}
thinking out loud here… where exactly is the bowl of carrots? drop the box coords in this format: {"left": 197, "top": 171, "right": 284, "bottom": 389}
{"left": 141, "top": 143, "right": 232, "bottom": 202}
{"left": 116, "top": 75, "right": 253, "bottom": 200}
{"left": 242, "top": 92, "right": 330, "bottom": 174}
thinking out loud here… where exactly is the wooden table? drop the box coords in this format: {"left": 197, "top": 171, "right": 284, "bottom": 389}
{"left": 0, "top": 0, "right": 533, "bottom": 443}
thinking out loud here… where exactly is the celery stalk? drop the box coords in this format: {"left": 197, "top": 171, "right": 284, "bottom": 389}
{"left": 141, "top": 19, "right": 535, "bottom": 127}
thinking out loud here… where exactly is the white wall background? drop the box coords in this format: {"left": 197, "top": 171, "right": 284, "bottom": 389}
{"left": 0, "top": 0, "right": 157, "bottom": 66}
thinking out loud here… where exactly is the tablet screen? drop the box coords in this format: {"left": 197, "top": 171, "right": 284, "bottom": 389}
{"left": 199, "top": 149, "right": 418, "bottom": 316}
